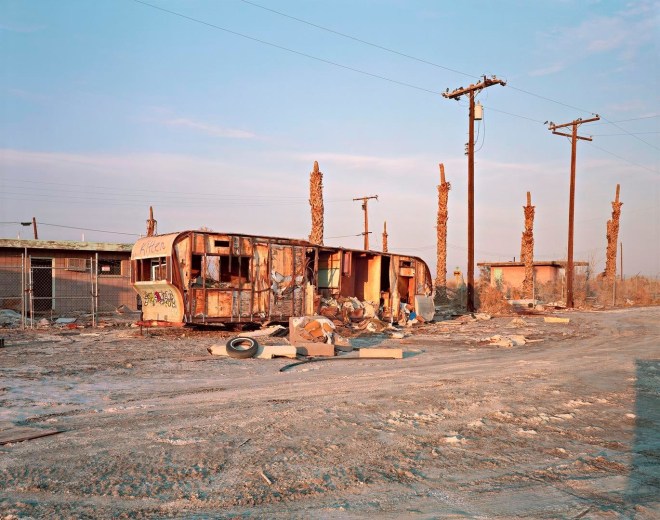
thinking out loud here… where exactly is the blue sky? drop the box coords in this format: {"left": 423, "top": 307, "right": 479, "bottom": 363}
{"left": 1, "top": 0, "right": 658, "bottom": 276}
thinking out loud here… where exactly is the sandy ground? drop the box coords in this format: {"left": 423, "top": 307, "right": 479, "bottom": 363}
{"left": 0, "top": 307, "right": 658, "bottom": 519}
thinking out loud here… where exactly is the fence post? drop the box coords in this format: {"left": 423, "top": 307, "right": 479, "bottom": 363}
{"left": 21, "top": 252, "right": 26, "bottom": 329}
{"left": 28, "top": 255, "right": 33, "bottom": 329}
{"left": 95, "top": 253, "right": 99, "bottom": 327}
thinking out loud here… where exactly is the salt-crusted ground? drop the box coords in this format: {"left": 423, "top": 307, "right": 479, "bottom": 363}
{"left": 0, "top": 307, "right": 658, "bottom": 518}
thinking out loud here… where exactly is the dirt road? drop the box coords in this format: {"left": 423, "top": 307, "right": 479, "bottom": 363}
{"left": 1, "top": 307, "right": 658, "bottom": 518}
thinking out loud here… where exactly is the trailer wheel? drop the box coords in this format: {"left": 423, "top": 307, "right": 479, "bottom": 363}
{"left": 226, "top": 337, "right": 259, "bottom": 359}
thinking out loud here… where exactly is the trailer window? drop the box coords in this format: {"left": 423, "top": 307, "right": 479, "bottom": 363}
{"left": 151, "top": 257, "right": 167, "bottom": 281}
{"left": 218, "top": 255, "right": 250, "bottom": 284}
{"left": 197, "top": 254, "right": 251, "bottom": 287}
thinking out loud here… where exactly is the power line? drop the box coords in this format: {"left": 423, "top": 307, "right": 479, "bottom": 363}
{"left": 239, "top": 0, "right": 660, "bottom": 147}
{"left": 39, "top": 223, "right": 140, "bottom": 236}
{"left": 590, "top": 115, "right": 659, "bottom": 126}
{"left": 0, "top": 221, "right": 140, "bottom": 237}
{"left": 2, "top": 177, "right": 310, "bottom": 200}
{"left": 585, "top": 142, "right": 659, "bottom": 175}
{"left": 590, "top": 131, "right": 659, "bottom": 136}
{"left": 599, "top": 117, "right": 660, "bottom": 152}
{"left": 129, "top": 0, "right": 551, "bottom": 125}
{"left": 239, "top": 0, "right": 476, "bottom": 80}
{"left": 131, "top": 0, "right": 440, "bottom": 95}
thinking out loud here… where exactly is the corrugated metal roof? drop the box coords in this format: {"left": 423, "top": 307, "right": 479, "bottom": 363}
{"left": 0, "top": 238, "right": 133, "bottom": 253}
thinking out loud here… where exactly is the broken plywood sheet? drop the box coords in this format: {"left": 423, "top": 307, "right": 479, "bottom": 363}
{"left": 414, "top": 295, "right": 435, "bottom": 322}
{"left": 0, "top": 427, "right": 64, "bottom": 445}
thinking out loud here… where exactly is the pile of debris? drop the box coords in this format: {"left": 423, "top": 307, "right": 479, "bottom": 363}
{"left": 0, "top": 309, "right": 23, "bottom": 328}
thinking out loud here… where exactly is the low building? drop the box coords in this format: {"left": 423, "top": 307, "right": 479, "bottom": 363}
{"left": 478, "top": 260, "right": 589, "bottom": 291}
{"left": 0, "top": 239, "right": 135, "bottom": 318}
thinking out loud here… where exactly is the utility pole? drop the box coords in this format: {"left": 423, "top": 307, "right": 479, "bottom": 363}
{"left": 353, "top": 195, "right": 378, "bottom": 250}
{"left": 443, "top": 75, "right": 506, "bottom": 312}
{"left": 382, "top": 221, "right": 388, "bottom": 253}
{"left": 548, "top": 115, "right": 600, "bottom": 308}
{"left": 32, "top": 217, "right": 38, "bottom": 240}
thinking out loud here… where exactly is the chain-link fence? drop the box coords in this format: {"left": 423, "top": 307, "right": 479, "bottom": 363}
{"left": 30, "top": 256, "right": 96, "bottom": 324}
{"left": 0, "top": 255, "right": 25, "bottom": 328}
{"left": 0, "top": 254, "right": 136, "bottom": 328}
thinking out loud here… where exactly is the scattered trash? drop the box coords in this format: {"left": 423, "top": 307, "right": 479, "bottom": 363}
{"left": 508, "top": 317, "right": 527, "bottom": 327}
{"left": 259, "top": 470, "right": 273, "bottom": 485}
{"left": 290, "top": 316, "right": 335, "bottom": 345}
{"left": 474, "top": 312, "right": 491, "bottom": 321}
{"left": 0, "top": 309, "right": 22, "bottom": 327}
{"left": 235, "top": 325, "right": 286, "bottom": 339}
{"left": 483, "top": 335, "right": 527, "bottom": 347}
{"left": 55, "top": 318, "right": 77, "bottom": 325}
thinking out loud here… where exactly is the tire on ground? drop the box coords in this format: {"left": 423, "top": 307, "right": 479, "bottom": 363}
{"left": 225, "top": 337, "right": 259, "bottom": 359}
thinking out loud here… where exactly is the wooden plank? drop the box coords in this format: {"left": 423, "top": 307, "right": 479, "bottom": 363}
{"left": 0, "top": 427, "right": 64, "bottom": 445}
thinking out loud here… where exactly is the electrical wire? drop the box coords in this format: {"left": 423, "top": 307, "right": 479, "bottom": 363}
{"left": 585, "top": 142, "right": 658, "bottom": 175}
{"left": 238, "top": 0, "right": 659, "bottom": 144}
{"left": 590, "top": 115, "right": 659, "bottom": 126}
{"left": 130, "top": 0, "right": 441, "bottom": 95}
{"left": 129, "top": 0, "right": 549, "bottom": 126}
{"left": 590, "top": 131, "right": 659, "bottom": 136}
{"left": 1, "top": 178, "right": 339, "bottom": 202}
{"left": 239, "top": 0, "right": 476, "bottom": 80}
{"left": 38, "top": 223, "right": 141, "bottom": 236}
{"left": 0, "top": 221, "right": 140, "bottom": 237}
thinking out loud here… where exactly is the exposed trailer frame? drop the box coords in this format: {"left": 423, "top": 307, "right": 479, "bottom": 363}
{"left": 131, "top": 230, "right": 433, "bottom": 326}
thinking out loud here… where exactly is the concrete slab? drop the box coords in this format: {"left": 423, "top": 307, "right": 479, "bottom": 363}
{"left": 358, "top": 348, "right": 403, "bottom": 359}
{"left": 295, "top": 343, "right": 336, "bottom": 357}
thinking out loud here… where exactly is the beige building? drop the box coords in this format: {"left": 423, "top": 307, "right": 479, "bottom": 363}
{"left": 478, "top": 260, "right": 588, "bottom": 292}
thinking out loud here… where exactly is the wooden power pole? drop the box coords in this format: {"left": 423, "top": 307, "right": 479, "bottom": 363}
{"left": 443, "top": 75, "right": 506, "bottom": 312}
{"left": 32, "top": 217, "right": 38, "bottom": 240}
{"left": 382, "top": 221, "right": 388, "bottom": 253}
{"left": 353, "top": 195, "right": 378, "bottom": 250}
{"left": 548, "top": 115, "right": 600, "bottom": 308}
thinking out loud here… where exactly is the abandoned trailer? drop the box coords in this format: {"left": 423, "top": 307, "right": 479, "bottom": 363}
{"left": 131, "top": 231, "right": 434, "bottom": 325}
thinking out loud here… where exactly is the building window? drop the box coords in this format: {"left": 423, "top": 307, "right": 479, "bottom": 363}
{"left": 98, "top": 259, "right": 122, "bottom": 276}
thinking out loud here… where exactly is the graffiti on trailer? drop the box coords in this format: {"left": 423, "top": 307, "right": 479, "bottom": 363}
{"left": 138, "top": 238, "right": 166, "bottom": 256}
{"left": 142, "top": 290, "right": 177, "bottom": 308}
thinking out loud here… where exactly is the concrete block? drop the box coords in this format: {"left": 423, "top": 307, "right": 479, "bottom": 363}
{"left": 358, "top": 348, "right": 403, "bottom": 359}
{"left": 208, "top": 344, "right": 229, "bottom": 356}
{"left": 295, "top": 343, "right": 336, "bottom": 357}
{"left": 255, "top": 345, "right": 297, "bottom": 359}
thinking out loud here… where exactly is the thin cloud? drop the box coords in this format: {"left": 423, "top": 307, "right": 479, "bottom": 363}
{"left": 530, "top": 4, "right": 657, "bottom": 76}
{"left": 164, "top": 118, "right": 256, "bottom": 139}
